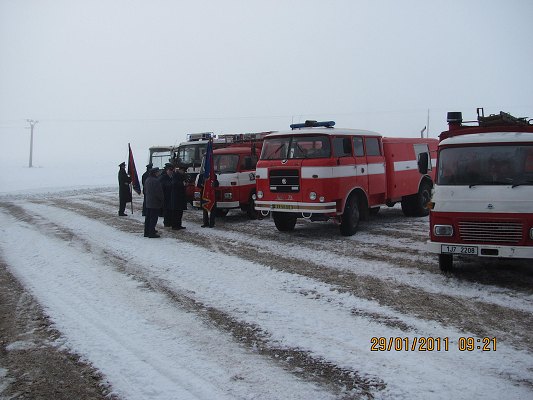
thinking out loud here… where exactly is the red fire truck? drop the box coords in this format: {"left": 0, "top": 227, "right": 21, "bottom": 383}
{"left": 427, "top": 108, "right": 533, "bottom": 271}
{"left": 255, "top": 120, "right": 438, "bottom": 235}
{"left": 193, "top": 132, "right": 272, "bottom": 218}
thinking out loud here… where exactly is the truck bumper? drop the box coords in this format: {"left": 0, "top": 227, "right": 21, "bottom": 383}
{"left": 255, "top": 200, "right": 337, "bottom": 214}
{"left": 427, "top": 241, "right": 533, "bottom": 259}
{"left": 192, "top": 200, "right": 239, "bottom": 209}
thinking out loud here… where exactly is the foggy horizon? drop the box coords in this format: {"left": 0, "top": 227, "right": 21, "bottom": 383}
{"left": 1, "top": 1, "right": 532, "bottom": 169}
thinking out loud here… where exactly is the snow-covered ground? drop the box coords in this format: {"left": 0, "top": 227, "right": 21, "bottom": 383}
{"left": 1, "top": 164, "right": 532, "bottom": 399}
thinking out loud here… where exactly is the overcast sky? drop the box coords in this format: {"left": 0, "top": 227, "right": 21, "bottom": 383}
{"left": 1, "top": 0, "right": 532, "bottom": 169}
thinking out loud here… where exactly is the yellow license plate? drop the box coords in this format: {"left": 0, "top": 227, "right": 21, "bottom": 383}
{"left": 272, "top": 204, "right": 294, "bottom": 210}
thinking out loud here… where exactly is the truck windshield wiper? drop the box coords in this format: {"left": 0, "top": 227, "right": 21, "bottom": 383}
{"left": 267, "top": 143, "right": 286, "bottom": 159}
{"left": 469, "top": 181, "right": 494, "bottom": 188}
{"left": 512, "top": 179, "right": 533, "bottom": 188}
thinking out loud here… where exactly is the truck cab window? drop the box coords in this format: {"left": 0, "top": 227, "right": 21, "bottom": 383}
{"left": 353, "top": 137, "right": 364, "bottom": 157}
{"left": 333, "top": 137, "right": 352, "bottom": 157}
{"left": 365, "top": 137, "right": 381, "bottom": 156}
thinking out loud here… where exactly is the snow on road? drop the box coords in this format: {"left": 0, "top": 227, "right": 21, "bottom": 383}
{"left": 1, "top": 187, "right": 532, "bottom": 399}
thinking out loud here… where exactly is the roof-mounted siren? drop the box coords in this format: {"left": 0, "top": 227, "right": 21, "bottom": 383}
{"left": 290, "top": 120, "right": 336, "bottom": 130}
{"left": 446, "top": 112, "right": 463, "bottom": 130}
{"left": 187, "top": 132, "right": 214, "bottom": 141}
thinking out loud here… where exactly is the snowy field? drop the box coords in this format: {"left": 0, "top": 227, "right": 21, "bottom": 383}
{"left": 1, "top": 165, "right": 532, "bottom": 400}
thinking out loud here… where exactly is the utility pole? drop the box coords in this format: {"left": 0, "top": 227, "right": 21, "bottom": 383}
{"left": 26, "top": 119, "right": 38, "bottom": 168}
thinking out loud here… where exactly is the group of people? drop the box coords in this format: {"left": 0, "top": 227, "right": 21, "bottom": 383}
{"left": 118, "top": 161, "right": 190, "bottom": 238}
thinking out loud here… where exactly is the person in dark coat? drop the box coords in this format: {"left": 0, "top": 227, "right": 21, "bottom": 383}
{"left": 118, "top": 162, "right": 132, "bottom": 216}
{"left": 141, "top": 163, "right": 153, "bottom": 216}
{"left": 159, "top": 163, "right": 174, "bottom": 227}
{"left": 170, "top": 166, "right": 188, "bottom": 230}
{"left": 144, "top": 167, "right": 163, "bottom": 238}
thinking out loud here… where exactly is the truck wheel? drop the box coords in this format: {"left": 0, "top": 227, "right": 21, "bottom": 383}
{"left": 412, "top": 181, "right": 432, "bottom": 217}
{"left": 340, "top": 195, "right": 360, "bottom": 236}
{"left": 439, "top": 254, "right": 453, "bottom": 272}
{"left": 272, "top": 212, "right": 297, "bottom": 231}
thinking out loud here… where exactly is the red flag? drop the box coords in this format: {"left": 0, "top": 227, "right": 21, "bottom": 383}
{"left": 128, "top": 144, "right": 141, "bottom": 195}
{"left": 201, "top": 139, "right": 216, "bottom": 212}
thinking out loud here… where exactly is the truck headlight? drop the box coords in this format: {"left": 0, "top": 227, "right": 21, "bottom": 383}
{"left": 224, "top": 192, "right": 232, "bottom": 200}
{"left": 530, "top": 227, "right": 533, "bottom": 240}
{"left": 257, "top": 191, "right": 263, "bottom": 199}
{"left": 309, "top": 192, "right": 317, "bottom": 200}
{"left": 434, "top": 225, "right": 454, "bottom": 237}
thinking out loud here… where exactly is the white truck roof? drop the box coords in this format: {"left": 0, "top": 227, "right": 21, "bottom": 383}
{"left": 265, "top": 128, "right": 381, "bottom": 138}
{"left": 441, "top": 131, "right": 533, "bottom": 146}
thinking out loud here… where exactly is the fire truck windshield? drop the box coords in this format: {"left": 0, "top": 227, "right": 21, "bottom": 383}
{"left": 214, "top": 154, "right": 239, "bottom": 174}
{"left": 260, "top": 135, "right": 331, "bottom": 160}
{"left": 176, "top": 144, "right": 205, "bottom": 166}
{"left": 150, "top": 151, "right": 172, "bottom": 169}
{"left": 438, "top": 145, "right": 533, "bottom": 186}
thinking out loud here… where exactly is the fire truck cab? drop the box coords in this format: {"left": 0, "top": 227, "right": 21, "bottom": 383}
{"left": 193, "top": 132, "right": 271, "bottom": 218}
{"left": 427, "top": 109, "right": 533, "bottom": 271}
{"left": 255, "top": 120, "right": 437, "bottom": 235}
{"left": 149, "top": 145, "right": 174, "bottom": 169}
{"left": 173, "top": 132, "right": 229, "bottom": 203}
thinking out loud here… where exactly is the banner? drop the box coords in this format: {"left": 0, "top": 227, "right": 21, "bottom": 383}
{"left": 201, "top": 139, "right": 216, "bottom": 212}
{"left": 128, "top": 143, "right": 141, "bottom": 195}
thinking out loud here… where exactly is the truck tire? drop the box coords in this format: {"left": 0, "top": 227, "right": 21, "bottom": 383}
{"left": 402, "top": 181, "right": 432, "bottom": 217}
{"left": 272, "top": 212, "right": 297, "bottom": 232}
{"left": 412, "top": 181, "right": 432, "bottom": 217}
{"left": 439, "top": 254, "right": 453, "bottom": 272}
{"left": 340, "top": 194, "right": 360, "bottom": 236}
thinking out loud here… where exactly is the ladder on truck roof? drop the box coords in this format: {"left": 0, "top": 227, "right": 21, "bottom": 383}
{"left": 477, "top": 108, "right": 530, "bottom": 127}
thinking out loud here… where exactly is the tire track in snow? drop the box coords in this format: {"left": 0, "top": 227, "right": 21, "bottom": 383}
{"left": 42, "top": 196, "right": 533, "bottom": 352}
{"left": 0, "top": 201, "right": 385, "bottom": 399}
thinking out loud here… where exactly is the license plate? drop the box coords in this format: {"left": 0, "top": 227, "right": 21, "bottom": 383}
{"left": 441, "top": 245, "right": 478, "bottom": 255}
{"left": 272, "top": 204, "right": 294, "bottom": 210}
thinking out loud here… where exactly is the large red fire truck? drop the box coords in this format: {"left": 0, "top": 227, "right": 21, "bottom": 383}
{"left": 255, "top": 120, "right": 438, "bottom": 235}
{"left": 193, "top": 132, "right": 272, "bottom": 218}
{"left": 426, "top": 108, "right": 533, "bottom": 271}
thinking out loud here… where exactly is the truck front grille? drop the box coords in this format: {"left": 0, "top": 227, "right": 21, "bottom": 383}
{"left": 458, "top": 221, "right": 523, "bottom": 244}
{"left": 269, "top": 169, "right": 300, "bottom": 192}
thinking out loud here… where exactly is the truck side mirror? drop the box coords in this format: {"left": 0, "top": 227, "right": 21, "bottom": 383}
{"left": 418, "top": 152, "right": 429, "bottom": 174}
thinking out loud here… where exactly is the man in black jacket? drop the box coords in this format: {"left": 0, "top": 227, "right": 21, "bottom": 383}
{"left": 141, "top": 163, "right": 153, "bottom": 216}
{"left": 118, "top": 162, "right": 132, "bottom": 216}
{"left": 144, "top": 167, "right": 163, "bottom": 238}
{"left": 171, "top": 166, "right": 188, "bottom": 230}
{"left": 159, "top": 163, "right": 174, "bottom": 227}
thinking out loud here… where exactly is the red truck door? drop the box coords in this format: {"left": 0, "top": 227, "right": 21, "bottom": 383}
{"left": 364, "top": 136, "right": 386, "bottom": 205}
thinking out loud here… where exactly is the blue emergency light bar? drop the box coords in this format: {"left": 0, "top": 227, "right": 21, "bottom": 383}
{"left": 290, "top": 120, "right": 335, "bottom": 130}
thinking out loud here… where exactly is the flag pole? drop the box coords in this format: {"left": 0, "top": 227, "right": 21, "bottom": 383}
{"left": 129, "top": 143, "right": 134, "bottom": 214}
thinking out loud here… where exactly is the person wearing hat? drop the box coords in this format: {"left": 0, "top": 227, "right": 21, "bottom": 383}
{"left": 170, "top": 165, "right": 188, "bottom": 230}
{"left": 118, "top": 161, "right": 132, "bottom": 216}
{"left": 141, "top": 162, "right": 153, "bottom": 216}
{"left": 144, "top": 167, "right": 163, "bottom": 238}
{"left": 159, "top": 163, "right": 174, "bottom": 227}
